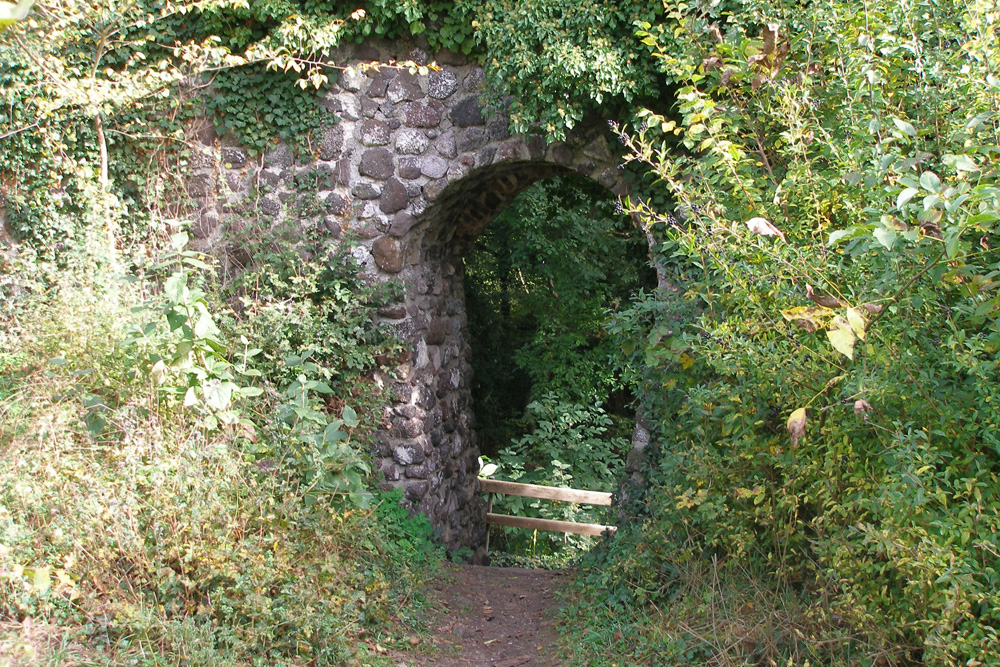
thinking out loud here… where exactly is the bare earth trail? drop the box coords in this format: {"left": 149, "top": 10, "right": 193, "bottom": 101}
{"left": 392, "top": 564, "right": 568, "bottom": 667}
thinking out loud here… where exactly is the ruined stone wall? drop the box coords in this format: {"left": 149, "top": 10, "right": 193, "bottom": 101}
{"left": 187, "top": 40, "right": 633, "bottom": 558}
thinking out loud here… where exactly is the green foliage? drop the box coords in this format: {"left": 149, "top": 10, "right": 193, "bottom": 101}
{"left": 465, "top": 176, "right": 655, "bottom": 450}
{"left": 206, "top": 63, "right": 335, "bottom": 156}
{"left": 565, "top": 0, "right": 1000, "bottom": 664}
{"left": 0, "top": 226, "right": 437, "bottom": 664}
{"left": 488, "top": 395, "right": 624, "bottom": 557}
{"left": 120, "top": 230, "right": 260, "bottom": 430}
{"left": 474, "top": 0, "right": 664, "bottom": 139}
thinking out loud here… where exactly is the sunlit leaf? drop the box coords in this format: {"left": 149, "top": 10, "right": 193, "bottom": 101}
{"left": 826, "top": 316, "right": 856, "bottom": 359}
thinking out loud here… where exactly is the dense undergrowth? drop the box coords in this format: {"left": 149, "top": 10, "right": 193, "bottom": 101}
{"left": 553, "top": 0, "right": 1000, "bottom": 665}
{"left": 0, "top": 222, "right": 440, "bottom": 665}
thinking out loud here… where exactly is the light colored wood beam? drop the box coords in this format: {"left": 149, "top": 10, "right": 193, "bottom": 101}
{"left": 479, "top": 478, "right": 613, "bottom": 506}
{"left": 485, "top": 512, "right": 617, "bottom": 537}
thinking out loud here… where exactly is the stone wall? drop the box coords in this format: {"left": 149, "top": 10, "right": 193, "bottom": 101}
{"left": 187, "top": 40, "right": 637, "bottom": 559}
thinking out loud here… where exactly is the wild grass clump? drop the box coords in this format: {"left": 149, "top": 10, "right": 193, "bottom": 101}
{"left": 0, "top": 237, "right": 439, "bottom": 667}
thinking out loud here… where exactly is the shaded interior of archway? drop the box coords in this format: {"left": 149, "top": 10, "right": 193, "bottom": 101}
{"left": 412, "top": 162, "right": 657, "bottom": 560}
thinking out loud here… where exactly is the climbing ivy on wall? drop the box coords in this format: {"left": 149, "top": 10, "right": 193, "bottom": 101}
{"left": 205, "top": 64, "right": 334, "bottom": 156}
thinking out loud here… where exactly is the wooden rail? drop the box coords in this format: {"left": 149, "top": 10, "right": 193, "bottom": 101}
{"left": 480, "top": 478, "right": 617, "bottom": 550}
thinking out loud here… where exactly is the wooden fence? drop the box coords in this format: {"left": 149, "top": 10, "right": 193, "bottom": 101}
{"left": 480, "top": 478, "right": 617, "bottom": 552}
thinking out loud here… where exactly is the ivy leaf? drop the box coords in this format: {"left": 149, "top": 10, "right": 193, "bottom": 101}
{"left": 787, "top": 408, "right": 807, "bottom": 447}
{"left": 826, "top": 316, "right": 856, "bottom": 359}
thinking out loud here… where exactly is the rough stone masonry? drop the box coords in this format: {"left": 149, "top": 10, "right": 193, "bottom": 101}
{"left": 186, "top": 40, "right": 650, "bottom": 559}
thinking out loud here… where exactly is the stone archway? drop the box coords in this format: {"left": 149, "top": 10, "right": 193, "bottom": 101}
{"left": 186, "top": 40, "right": 647, "bottom": 558}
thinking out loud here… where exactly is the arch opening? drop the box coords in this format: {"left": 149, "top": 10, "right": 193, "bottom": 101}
{"left": 376, "top": 154, "right": 657, "bottom": 561}
{"left": 461, "top": 173, "right": 657, "bottom": 561}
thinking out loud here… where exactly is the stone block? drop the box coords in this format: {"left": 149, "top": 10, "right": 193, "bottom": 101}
{"left": 405, "top": 463, "right": 430, "bottom": 479}
{"left": 226, "top": 172, "right": 249, "bottom": 193}
{"left": 403, "top": 99, "right": 445, "bottom": 128}
{"left": 319, "top": 124, "right": 344, "bottom": 160}
{"left": 420, "top": 155, "right": 448, "bottom": 179}
{"left": 398, "top": 157, "right": 422, "bottom": 180}
{"left": 495, "top": 139, "right": 530, "bottom": 162}
{"left": 360, "top": 119, "right": 391, "bottom": 146}
{"left": 187, "top": 172, "right": 214, "bottom": 197}
{"left": 338, "top": 67, "right": 365, "bottom": 92}
{"left": 367, "top": 68, "right": 397, "bottom": 98}
{"left": 387, "top": 70, "right": 425, "bottom": 103}
{"left": 361, "top": 97, "right": 379, "bottom": 118}
{"left": 379, "top": 178, "right": 409, "bottom": 213}
{"left": 378, "top": 303, "right": 407, "bottom": 319}
{"left": 450, "top": 96, "right": 484, "bottom": 127}
{"left": 352, "top": 183, "right": 380, "bottom": 200}
{"left": 395, "top": 128, "right": 429, "bottom": 155}
{"left": 323, "top": 215, "right": 343, "bottom": 238}
{"left": 435, "top": 129, "right": 457, "bottom": 158}
{"left": 221, "top": 147, "right": 247, "bottom": 169}
{"left": 379, "top": 461, "right": 402, "bottom": 482}
{"left": 192, "top": 208, "right": 220, "bottom": 239}
{"left": 477, "top": 146, "right": 496, "bottom": 167}
{"left": 405, "top": 481, "right": 429, "bottom": 502}
{"left": 457, "top": 127, "right": 487, "bottom": 151}
{"left": 359, "top": 148, "right": 394, "bottom": 180}
{"left": 546, "top": 142, "right": 574, "bottom": 165}
{"left": 423, "top": 179, "right": 449, "bottom": 201}
{"left": 463, "top": 67, "right": 485, "bottom": 91}
{"left": 263, "top": 143, "right": 292, "bottom": 168}
{"left": 372, "top": 235, "right": 404, "bottom": 273}
{"left": 324, "top": 193, "right": 351, "bottom": 216}
{"left": 428, "top": 69, "right": 458, "bottom": 99}
{"left": 258, "top": 193, "right": 281, "bottom": 216}
{"left": 425, "top": 318, "right": 448, "bottom": 346}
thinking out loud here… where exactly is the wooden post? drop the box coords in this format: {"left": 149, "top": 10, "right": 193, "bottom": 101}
{"left": 485, "top": 491, "right": 494, "bottom": 555}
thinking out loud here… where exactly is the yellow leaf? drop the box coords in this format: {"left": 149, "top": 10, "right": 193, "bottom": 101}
{"left": 826, "top": 316, "right": 856, "bottom": 359}
{"left": 679, "top": 353, "right": 695, "bottom": 370}
{"left": 846, "top": 307, "right": 867, "bottom": 340}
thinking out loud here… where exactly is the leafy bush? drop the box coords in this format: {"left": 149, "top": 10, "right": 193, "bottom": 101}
{"left": 560, "top": 0, "right": 1000, "bottom": 664}
{"left": 488, "top": 395, "right": 624, "bottom": 558}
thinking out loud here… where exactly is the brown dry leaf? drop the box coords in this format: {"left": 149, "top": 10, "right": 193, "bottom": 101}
{"left": 806, "top": 283, "right": 845, "bottom": 308}
{"left": 762, "top": 23, "right": 779, "bottom": 55}
{"left": 854, "top": 399, "right": 872, "bottom": 415}
{"left": 746, "top": 216, "right": 786, "bottom": 241}
{"left": 862, "top": 303, "right": 883, "bottom": 315}
{"left": 787, "top": 408, "right": 807, "bottom": 447}
{"left": 703, "top": 56, "right": 722, "bottom": 71}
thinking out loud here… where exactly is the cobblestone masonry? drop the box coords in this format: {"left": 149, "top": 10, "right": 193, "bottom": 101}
{"left": 187, "top": 41, "right": 656, "bottom": 560}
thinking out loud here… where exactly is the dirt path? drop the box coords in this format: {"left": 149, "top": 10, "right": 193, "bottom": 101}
{"left": 392, "top": 564, "right": 566, "bottom": 667}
